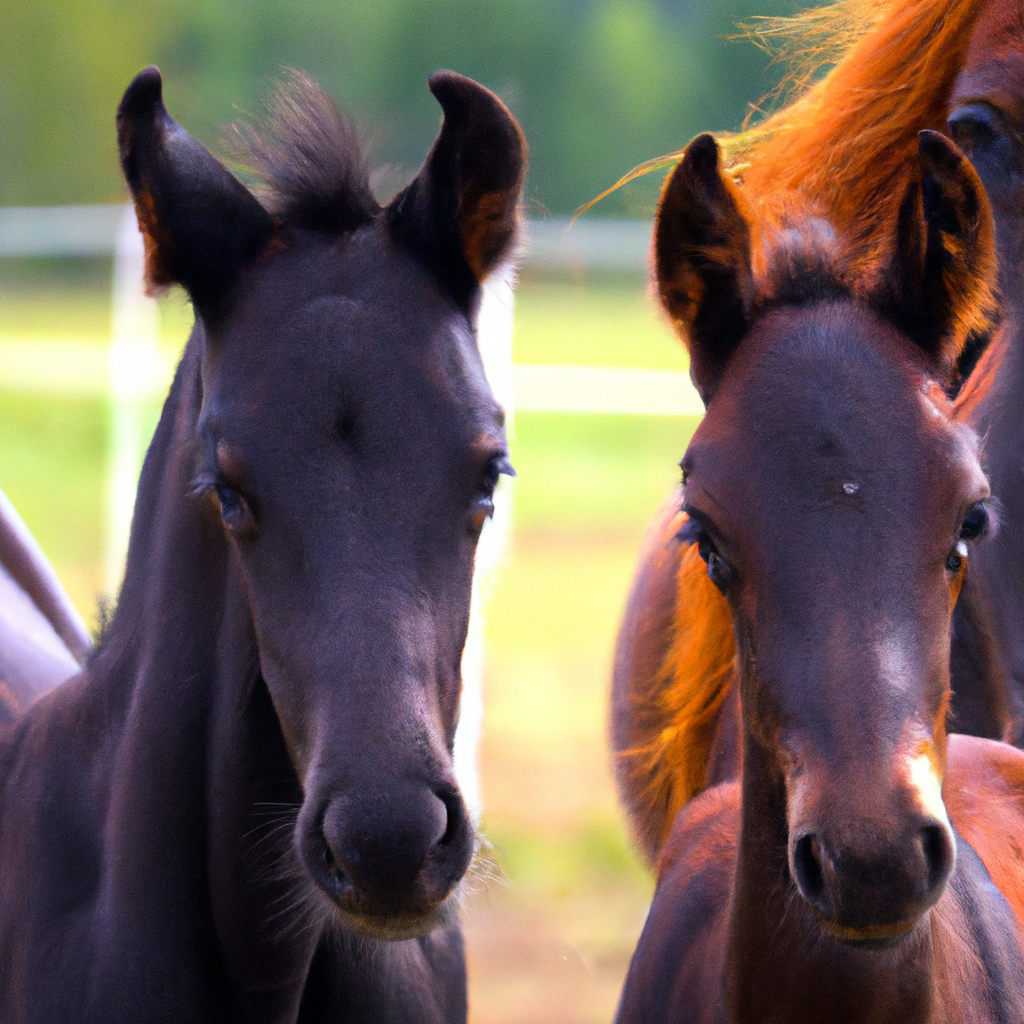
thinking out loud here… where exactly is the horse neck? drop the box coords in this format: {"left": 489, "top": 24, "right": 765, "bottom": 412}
{"left": 955, "top": 303, "right": 1024, "bottom": 735}
{"left": 721, "top": 680, "right": 937, "bottom": 1024}
{"left": 89, "top": 329, "right": 322, "bottom": 1008}
{"left": 94, "top": 330, "right": 228, "bottom": 715}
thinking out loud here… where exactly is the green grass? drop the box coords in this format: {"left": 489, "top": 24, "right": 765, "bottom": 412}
{"left": 510, "top": 412, "right": 694, "bottom": 533}
{"left": 513, "top": 278, "right": 686, "bottom": 369}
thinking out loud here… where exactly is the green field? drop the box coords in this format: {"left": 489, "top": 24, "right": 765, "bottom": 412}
{"left": 0, "top": 272, "right": 699, "bottom": 1024}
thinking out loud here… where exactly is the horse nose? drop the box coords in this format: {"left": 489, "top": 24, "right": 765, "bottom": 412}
{"left": 790, "top": 817, "right": 955, "bottom": 938}
{"left": 303, "top": 781, "right": 473, "bottom": 920}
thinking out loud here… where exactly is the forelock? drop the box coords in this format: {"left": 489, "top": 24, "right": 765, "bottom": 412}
{"left": 236, "top": 71, "right": 381, "bottom": 234}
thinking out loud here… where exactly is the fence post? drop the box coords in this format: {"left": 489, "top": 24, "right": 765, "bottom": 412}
{"left": 104, "top": 204, "right": 161, "bottom": 597}
{"left": 454, "top": 268, "right": 516, "bottom": 822}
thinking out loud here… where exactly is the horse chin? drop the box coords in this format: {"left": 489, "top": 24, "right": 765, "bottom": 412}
{"left": 813, "top": 911, "right": 921, "bottom": 951}
{"left": 325, "top": 889, "right": 460, "bottom": 942}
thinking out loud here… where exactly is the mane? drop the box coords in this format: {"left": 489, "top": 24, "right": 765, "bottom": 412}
{"left": 748, "top": 196, "right": 853, "bottom": 310}
{"left": 727, "top": 0, "right": 986, "bottom": 280}
{"left": 235, "top": 72, "right": 381, "bottom": 233}
{"left": 620, "top": 523, "right": 736, "bottom": 855}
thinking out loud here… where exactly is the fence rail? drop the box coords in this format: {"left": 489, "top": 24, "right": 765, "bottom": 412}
{"left": 2, "top": 207, "right": 654, "bottom": 270}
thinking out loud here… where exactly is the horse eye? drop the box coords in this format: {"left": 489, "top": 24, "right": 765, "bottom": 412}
{"left": 468, "top": 455, "right": 511, "bottom": 537}
{"left": 947, "top": 103, "right": 1014, "bottom": 174}
{"left": 946, "top": 540, "right": 969, "bottom": 575}
{"left": 681, "top": 516, "right": 735, "bottom": 593}
{"left": 706, "top": 551, "right": 735, "bottom": 593}
{"left": 948, "top": 104, "right": 1000, "bottom": 150}
{"left": 482, "top": 454, "right": 515, "bottom": 496}
{"left": 469, "top": 496, "right": 494, "bottom": 535}
{"left": 216, "top": 483, "right": 252, "bottom": 532}
{"left": 959, "top": 502, "right": 989, "bottom": 541}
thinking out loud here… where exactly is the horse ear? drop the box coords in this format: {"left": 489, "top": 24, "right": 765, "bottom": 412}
{"left": 885, "top": 129, "right": 997, "bottom": 377}
{"left": 388, "top": 71, "right": 527, "bottom": 307}
{"left": 117, "top": 67, "right": 274, "bottom": 313}
{"left": 655, "top": 134, "right": 754, "bottom": 404}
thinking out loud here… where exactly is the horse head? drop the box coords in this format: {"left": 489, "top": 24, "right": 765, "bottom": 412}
{"left": 656, "top": 129, "right": 996, "bottom": 944}
{"left": 116, "top": 67, "right": 525, "bottom": 940}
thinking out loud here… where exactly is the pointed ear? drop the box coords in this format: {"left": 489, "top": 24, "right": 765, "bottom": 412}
{"left": 117, "top": 67, "right": 274, "bottom": 313}
{"left": 885, "top": 129, "right": 997, "bottom": 377}
{"left": 388, "top": 71, "right": 527, "bottom": 307}
{"left": 655, "top": 134, "right": 754, "bottom": 404}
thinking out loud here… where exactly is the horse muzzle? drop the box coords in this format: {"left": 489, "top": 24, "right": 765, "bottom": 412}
{"left": 788, "top": 814, "right": 955, "bottom": 944}
{"left": 298, "top": 779, "right": 474, "bottom": 939}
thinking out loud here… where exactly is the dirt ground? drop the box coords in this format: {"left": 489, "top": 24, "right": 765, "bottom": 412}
{"left": 461, "top": 530, "right": 657, "bottom": 1024}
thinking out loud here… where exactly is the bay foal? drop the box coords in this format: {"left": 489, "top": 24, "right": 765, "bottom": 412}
{"left": 613, "top": 0, "right": 1024, "bottom": 864}
{"left": 616, "top": 131, "right": 1024, "bottom": 1024}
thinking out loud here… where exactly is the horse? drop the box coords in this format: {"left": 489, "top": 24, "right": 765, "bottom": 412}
{"left": 611, "top": 0, "right": 1024, "bottom": 864}
{"left": 0, "top": 488, "right": 92, "bottom": 721}
{"left": 0, "top": 65, "right": 525, "bottom": 1022}
{"left": 614, "top": 126, "right": 1024, "bottom": 1024}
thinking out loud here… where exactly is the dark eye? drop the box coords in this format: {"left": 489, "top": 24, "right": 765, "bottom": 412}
{"left": 680, "top": 513, "right": 735, "bottom": 594}
{"left": 946, "top": 542, "right": 967, "bottom": 575}
{"left": 959, "top": 502, "right": 989, "bottom": 541}
{"left": 215, "top": 483, "right": 255, "bottom": 535}
{"left": 948, "top": 103, "right": 1016, "bottom": 177}
{"left": 469, "top": 454, "right": 515, "bottom": 535}
{"left": 706, "top": 550, "right": 735, "bottom": 593}
{"left": 948, "top": 103, "right": 1001, "bottom": 151}
{"left": 946, "top": 502, "right": 990, "bottom": 573}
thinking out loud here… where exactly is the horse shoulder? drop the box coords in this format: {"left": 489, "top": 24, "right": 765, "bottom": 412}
{"left": 612, "top": 493, "right": 737, "bottom": 864}
{"left": 945, "top": 734, "right": 1024, "bottom": 923}
{"left": 616, "top": 783, "right": 738, "bottom": 1024}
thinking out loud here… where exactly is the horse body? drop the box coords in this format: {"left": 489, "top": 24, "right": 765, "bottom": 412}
{"left": 0, "top": 490, "right": 91, "bottom": 723}
{"left": 615, "top": 129, "right": 1024, "bottom": 1023}
{"left": 620, "top": 737, "right": 1024, "bottom": 1024}
{"left": 948, "top": 0, "right": 1024, "bottom": 739}
{"left": 612, "top": 0, "right": 1024, "bottom": 864}
{"left": 0, "top": 66, "right": 525, "bottom": 1022}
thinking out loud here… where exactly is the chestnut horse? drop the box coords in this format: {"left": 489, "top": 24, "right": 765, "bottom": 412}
{"left": 615, "top": 129, "right": 1024, "bottom": 1024}
{"left": 0, "top": 67, "right": 524, "bottom": 1021}
{"left": 612, "top": 0, "right": 1024, "bottom": 864}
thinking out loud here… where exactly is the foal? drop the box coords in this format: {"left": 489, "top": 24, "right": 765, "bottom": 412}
{"left": 613, "top": 0, "right": 1024, "bottom": 865}
{"left": 616, "top": 132, "right": 1024, "bottom": 1023}
{"left": 0, "top": 68, "right": 525, "bottom": 1022}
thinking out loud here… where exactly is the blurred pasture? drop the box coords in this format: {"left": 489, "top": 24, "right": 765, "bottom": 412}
{"left": 1, "top": 0, "right": 798, "bottom": 215}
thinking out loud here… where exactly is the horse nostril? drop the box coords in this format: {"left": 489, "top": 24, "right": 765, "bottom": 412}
{"left": 434, "top": 786, "right": 464, "bottom": 847}
{"left": 792, "top": 833, "right": 826, "bottom": 905}
{"left": 919, "top": 823, "right": 954, "bottom": 893}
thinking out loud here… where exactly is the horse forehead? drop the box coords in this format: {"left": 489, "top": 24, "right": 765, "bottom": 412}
{"left": 691, "top": 305, "right": 969, "bottom": 500}
{"left": 215, "top": 237, "right": 494, "bottom": 419}
{"left": 954, "top": 0, "right": 1024, "bottom": 122}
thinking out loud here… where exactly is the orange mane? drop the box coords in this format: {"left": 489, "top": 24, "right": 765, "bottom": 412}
{"left": 729, "top": 0, "right": 986, "bottom": 276}
{"left": 626, "top": 0, "right": 992, "bottom": 841}
{"left": 623, "top": 539, "right": 736, "bottom": 855}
